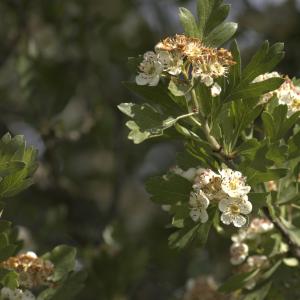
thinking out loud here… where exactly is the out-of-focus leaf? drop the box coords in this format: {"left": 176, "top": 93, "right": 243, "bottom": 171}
{"left": 243, "top": 282, "right": 272, "bottom": 300}
{"left": 37, "top": 271, "right": 86, "bottom": 300}
{"left": 219, "top": 270, "right": 260, "bottom": 293}
{"left": 0, "top": 269, "right": 19, "bottom": 289}
{"left": 42, "top": 245, "right": 76, "bottom": 282}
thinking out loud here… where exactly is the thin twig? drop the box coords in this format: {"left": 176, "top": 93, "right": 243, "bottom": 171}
{"left": 263, "top": 207, "right": 300, "bottom": 259}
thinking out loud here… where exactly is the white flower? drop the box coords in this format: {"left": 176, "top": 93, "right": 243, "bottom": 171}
{"left": 230, "top": 242, "right": 249, "bottom": 265}
{"left": 193, "top": 168, "right": 219, "bottom": 188}
{"left": 1, "top": 288, "right": 35, "bottom": 300}
{"left": 287, "top": 93, "right": 300, "bottom": 116}
{"left": 253, "top": 72, "right": 281, "bottom": 84}
{"left": 211, "top": 82, "right": 222, "bottom": 97}
{"left": 253, "top": 72, "right": 282, "bottom": 104}
{"left": 156, "top": 51, "right": 183, "bottom": 76}
{"left": 231, "top": 230, "right": 247, "bottom": 243}
{"left": 248, "top": 218, "right": 274, "bottom": 235}
{"left": 193, "top": 168, "right": 224, "bottom": 202}
{"left": 218, "top": 196, "right": 252, "bottom": 227}
{"left": 219, "top": 168, "right": 251, "bottom": 198}
{"left": 247, "top": 254, "right": 269, "bottom": 268}
{"left": 253, "top": 72, "right": 300, "bottom": 115}
{"left": 189, "top": 189, "right": 209, "bottom": 223}
{"left": 136, "top": 51, "right": 163, "bottom": 86}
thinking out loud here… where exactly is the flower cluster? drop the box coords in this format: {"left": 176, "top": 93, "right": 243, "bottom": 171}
{"left": 1, "top": 252, "right": 54, "bottom": 289}
{"left": 0, "top": 288, "right": 35, "bottom": 300}
{"left": 229, "top": 218, "right": 274, "bottom": 289}
{"left": 253, "top": 72, "right": 300, "bottom": 115}
{"left": 237, "top": 255, "right": 270, "bottom": 290}
{"left": 136, "top": 34, "right": 235, "bottom": 97}
{"left": 175, "top": 167, "right": 252, "bottom": 227}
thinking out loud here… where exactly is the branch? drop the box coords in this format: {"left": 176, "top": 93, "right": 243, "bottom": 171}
{"left": 263, "top": 207, "right": 300, "bottom": 259}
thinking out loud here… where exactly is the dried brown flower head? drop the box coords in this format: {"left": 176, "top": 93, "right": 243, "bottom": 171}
{"left": 183, "top": 276, "right": 233, "bottom": 300}
{"left": 155, "top": 34, "right": 235, "bottom": 80}
{"left": 1, "top": 252, "right": 54, "bottom": 289}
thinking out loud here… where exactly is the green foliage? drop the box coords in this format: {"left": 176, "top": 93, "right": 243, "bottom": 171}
{"left": 197, "top": 0, "right": 236, "bottom": 44}
{"left": 38, "top": 246, "right": 85, "bottom": 300}
{"left": 0, "top": 133, "right": 38, "bottom": 198}
{"left": 37, "top": 272, "right": 87, "bottom": 300}
{"left": 119, "top": 1, "right": 300, "bottom": 299}
{"left": 145, "top": 174, "right": 192, "bottom": 205}
{"left": 42, "top": 245, "right": 77, "bottom": 282}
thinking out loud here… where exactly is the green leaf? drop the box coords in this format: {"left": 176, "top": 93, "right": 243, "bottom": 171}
{"left": 266, "top": 144, "right": 288, "bottom": 165}
{"left": 145, "top": 174, "right": 192, "bottom": 205}
{"left": 204, "top": 22, "right": 237, "bottom": 47}
{"left": 219, "top": 270, "right": 260, "bottom": 293}
{"left": 0, "top": 134, "right": 38, "bottom": 198}
{"left": 0, "top": 269, "right": 19, "bottom": 289}
{"left": 289, "top": 131, "right": 300, "bottom": 159}
{"left": 176, "top": 151, "right": 203, "bottom": 170}
{"left": 262, "top": 105, "right": 299, "bottom": 141}
{"left": 37, "top": 271, "right": 86, "bottom": 300}
{"left": 0, "top": 161, "right": 25, "bottom": 178}
{"left": 205, "top": 4, "right": 230, "bottom": 34}
{"left": 228, "top": 40, "right": 241, "bottom": 91}
{"left": 179, "top": 7, "right": 200, "bottom": 38}
{"left": 227, "top": 77, "right": 284, "bottom": 102}
{"left": 118, "top": 102, "right": 196, "bottom": 144}
{"left": 42, "top": 245, "right": 77, "bottom": 282}
{"left": 243, "top": 282, "right": 272, "bottom": 300}
{"left": 279, "top": 219, "right": 300, "bottom": 248}
{"left": 197, "top": 0, "right": 231, "bottom": 39}
{"left": 168, "top": 79, "right": 191, "bottom": 97}
{"left": 0, "top": 245, "right": 17, "bottom": 262}
{"left": 242, "top": 41, "right": 285, "bottom": 85}
{"left": 168, "top": 223, "right": 200, "bottom": 249}
{"left": 168, "top": 208, "right": 214, "bottom": 249}
{"left": 262, "top": 112, "right": 275, "bottom": 138}
{"left": 246, "top": 168, "right": 288, "bottom": 185}
{"left": 249, "top": 192, "right": 269, "bottom": 212}
{"left": 123, "top": 82, "right": 184, "bottom": 114}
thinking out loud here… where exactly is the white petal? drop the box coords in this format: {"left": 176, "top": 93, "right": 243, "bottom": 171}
{"left": 190, "top": 209, "right": 200, "bottom": 222}
{"left": 135, "top": 74, "right": 149, "bottom": 85}
{"left": 233, "top": 215, "right": 247, "bottom": 227}
{"left": 201, "top": 75, "right": 214, "bottom": 87}
{"left": 148, "top": 75, "right": 160, "bottom": 86}
{"left": 200, "top": 209, "right": 209, "bottom": 223}
{"left": 198, "top": 190, "right": 210, "bottom": 208}
{"left": 144, "top": 51, "right": 157, "bottom": 60}
{"left": 245, "top": 280, "right": 256, "bottom": 290}
{"left": 181, "top": 168, "right": 197, "bottom": 181}
{"left": 230, "top": 254, "right": 247, "bottom": 265}
{"left": 221, "top": 212, "right": 233, "bottom": 225}
{"left": 211, "top": 82, "right": 222, "bottom": 97}
{"left": 218, "top": 198, "right": 232, "bottom": 212}
{"left": 240, "top": 200, "right": 252, "bottom": 215}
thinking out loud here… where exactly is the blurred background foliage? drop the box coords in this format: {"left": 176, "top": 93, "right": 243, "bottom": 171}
{"left": 0, "top": 0, "right": 299, "bottom": 299}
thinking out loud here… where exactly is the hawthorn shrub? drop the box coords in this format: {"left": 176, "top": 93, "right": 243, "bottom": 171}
{"left": 119, "top": 0, "right": 300, "bottom": 299}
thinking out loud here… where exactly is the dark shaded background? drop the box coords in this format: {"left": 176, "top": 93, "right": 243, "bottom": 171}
{"left": 0, "top": 0, "right": 299, "bottom": 299}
